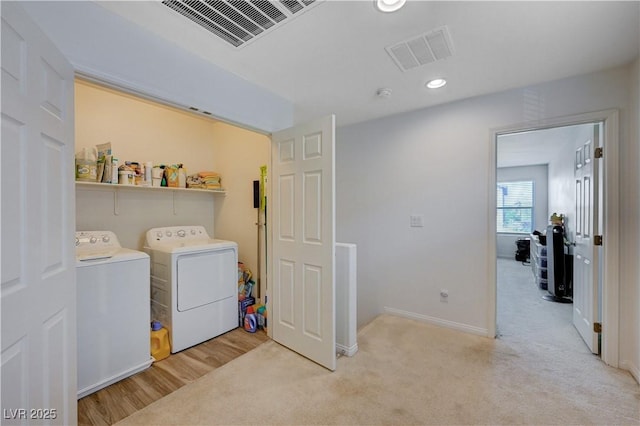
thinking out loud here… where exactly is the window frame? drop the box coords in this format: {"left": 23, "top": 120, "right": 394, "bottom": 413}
{"left": 496, "top": 180, "right": 535, "bottom": 234}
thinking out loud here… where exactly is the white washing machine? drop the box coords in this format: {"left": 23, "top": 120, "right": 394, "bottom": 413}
{"left": 75, "top": 231, "right": 152, "bottom": 399}
{"left": 144, "top": 226, "right": 238, "bottom": 353}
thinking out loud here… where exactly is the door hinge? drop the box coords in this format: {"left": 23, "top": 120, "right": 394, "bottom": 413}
{"left": 594, "top": 147, "right": 603, "bottom": 158}
{"left": 594, "top": 322, "right": 602, "bottom": 333}
{"left": 594, "top": 235, "right": 603, "bottom": 246}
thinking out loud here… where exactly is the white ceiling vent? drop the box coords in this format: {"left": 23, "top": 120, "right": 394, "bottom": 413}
{"left": 385, "top": 26, "right": 454, "bottom": 72}
{"left": 161, "top": 0, "right": 319, "bottom": 48}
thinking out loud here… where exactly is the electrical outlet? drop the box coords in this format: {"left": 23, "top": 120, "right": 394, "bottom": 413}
{"left": 440, "top": 289, "right": 449, "bottom": 302}
{"left": 410, "top": 214, "right": 424, "bottom": 227}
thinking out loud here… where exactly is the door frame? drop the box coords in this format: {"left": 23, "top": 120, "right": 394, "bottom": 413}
{"left": 487, "top": 109, "right": 619, "bottom": 368}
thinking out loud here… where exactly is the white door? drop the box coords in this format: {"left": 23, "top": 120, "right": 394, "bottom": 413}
{"left": 573, "top": 123, "right": 602, "bottom": 354}
{"left": 1, "top": 3, "right": 77, "bottom": 424}
{"left": 269, "top": 115, "right": 336, "bottom": 371}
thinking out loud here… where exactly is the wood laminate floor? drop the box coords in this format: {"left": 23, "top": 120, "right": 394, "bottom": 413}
{"left": 78, "top": 328, "right": 270, "bottom": 426}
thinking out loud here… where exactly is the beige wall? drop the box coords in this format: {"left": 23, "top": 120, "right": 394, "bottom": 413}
{"left": 212, "top": 123, "right": 270, "bottom": 300}
{"left": 75, "top": 80, "right": 270, "bottom": 291}
{"left": 75, "top": 79, "right": 217, "bottom": 173}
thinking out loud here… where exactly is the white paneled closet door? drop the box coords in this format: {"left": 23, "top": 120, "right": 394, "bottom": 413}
{"left": 270, "top": 115, "right": 336, "bottom": 371}
{"left": 1, "top": 3, "right": 77, "bottom": 424}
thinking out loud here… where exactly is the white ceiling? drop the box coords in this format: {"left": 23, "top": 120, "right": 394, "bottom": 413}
{"left": 92, "top": 0, "right": 639, "bottom": 126}
{"left": 497, "top": 124, "right": 589, "bottom": 168}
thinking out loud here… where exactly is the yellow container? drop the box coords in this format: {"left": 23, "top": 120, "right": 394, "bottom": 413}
{"left": 150, "top": 322, "right": 171, "bottom": 361}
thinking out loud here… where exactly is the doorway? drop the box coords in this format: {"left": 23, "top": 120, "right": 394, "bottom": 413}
{"left": 489, "top": 110, "right": 620, "bottom": 368}
{"left": 495, "top": 123, "right": 594, "bottom": 356}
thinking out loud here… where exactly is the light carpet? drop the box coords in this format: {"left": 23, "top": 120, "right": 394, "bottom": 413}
{"left": 116, "top": 314, "right": 639, "bottom": 425}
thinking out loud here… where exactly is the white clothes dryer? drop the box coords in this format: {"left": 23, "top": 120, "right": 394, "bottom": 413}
{"left": 75, "top": 231, "right": 152, "bottom": 399}
{"left": 144, "top": 226, "right": 238, "bottom": 353}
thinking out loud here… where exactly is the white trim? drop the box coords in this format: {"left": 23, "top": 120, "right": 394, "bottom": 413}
{"left": 620, "top": 360, "right": 640, "bottom": 384}
{"left": 488, "top": 133, "right": 498, "bottom": 338}
{"left": 384, "top": 307, "right": 490, "bottom": 337}
{"left": 601, "top": 110, "right": 620, "bottom": 368}
{"left": 336, "top": 343, "right": 359, "bottom": 357}
{"left": 489, "top": 109, "right": 620, "bottom": 368}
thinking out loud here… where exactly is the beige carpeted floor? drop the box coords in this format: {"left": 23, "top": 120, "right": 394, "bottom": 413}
{"left": 117, "top": 260, "right": 639, "bottom": 425}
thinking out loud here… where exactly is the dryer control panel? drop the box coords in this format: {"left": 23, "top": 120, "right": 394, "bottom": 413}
{"left": 145, "top": 226, "right": 210, "bottom": 245}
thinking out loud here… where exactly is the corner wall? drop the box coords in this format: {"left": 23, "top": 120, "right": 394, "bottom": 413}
{"left": 337, "top": 65, "right": 634, "bottom": 344}
{"left": 620, "top": 56, "right": 640, "bottom": 382}
{"left": 211, "top": 122, "right": 270, "bottom": 299}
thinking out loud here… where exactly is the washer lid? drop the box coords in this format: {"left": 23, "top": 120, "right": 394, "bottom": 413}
{"left": 76, "top": 248, "right": 149, "bottom": 267}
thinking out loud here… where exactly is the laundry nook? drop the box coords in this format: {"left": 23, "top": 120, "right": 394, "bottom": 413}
{"left": 71, "top": 77, "right": 357, "bottom": 413}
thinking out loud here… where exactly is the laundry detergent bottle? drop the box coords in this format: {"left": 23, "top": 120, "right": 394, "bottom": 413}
{"left": 150, "top": 320, "right": 171, "bottom": 361}
{"left": 243, "top": 306, "right": 257, "bottom": 333}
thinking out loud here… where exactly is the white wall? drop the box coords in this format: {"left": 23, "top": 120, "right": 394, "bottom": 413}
{"left": 336, "top": 65, "right": 636, "bottom": 354}
{"left": 495, "top": 165, "right": 548, "bottom": 259}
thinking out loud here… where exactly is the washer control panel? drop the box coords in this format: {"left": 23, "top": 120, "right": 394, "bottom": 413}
{"left": 146, "top": 226, "right": 210, "bottom": 245}
{"left": 75, "top": 231, "right": 121, "bottom": 261}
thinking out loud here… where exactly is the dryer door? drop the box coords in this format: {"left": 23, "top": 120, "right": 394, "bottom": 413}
{"left": 176, "top": 249, "right": 236, "bottom": 312}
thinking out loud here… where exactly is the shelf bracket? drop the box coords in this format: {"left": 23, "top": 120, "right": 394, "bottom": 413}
{"left": 113, "top": 190, "right": 119, "bottom": 215}
{"left": 173, "top": 190, "right": 177, "bottom": 215}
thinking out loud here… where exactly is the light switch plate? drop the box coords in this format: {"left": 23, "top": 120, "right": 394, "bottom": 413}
{"left": 410, "top": 214, "right": 424, "bottom": 227}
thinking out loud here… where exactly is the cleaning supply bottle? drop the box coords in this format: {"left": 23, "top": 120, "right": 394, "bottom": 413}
{"left": 178, "top": 164, "right": 186, "bottom": 188}
{"left": 243, "top": 306, "right": 257, "bottom": 333}
{"left": 111, "top": 158, "right": 119, "bottom": 184}
{"left": 256, "top": 305, "right": 266, "bottom": 330}
{"left": 150, "top": 320, "right": 171, "bottom": 361}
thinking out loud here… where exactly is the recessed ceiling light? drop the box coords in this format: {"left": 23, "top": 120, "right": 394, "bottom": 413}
{"left": 375, "top": 0, "right": 406, "bottom": 13}
{"left": 426, "top": 78, "right": 447, "bottom": 89}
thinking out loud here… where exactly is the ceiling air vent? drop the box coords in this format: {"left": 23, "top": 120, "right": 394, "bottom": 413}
{"left": 385, "top": 26, "right": 455, "bottom": 72}
{"left": 161, "top": 0, "right": 319, "bottom": 48}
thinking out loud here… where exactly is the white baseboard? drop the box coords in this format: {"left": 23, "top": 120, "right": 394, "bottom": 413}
{"left": 620, "top": 360, "right": 640, "bottom": 385}
{"left": 336, "top": 342, "right": 358, "bottom": 357}
{"left": 383, "top": 307, "right": 490, "bottom": 337}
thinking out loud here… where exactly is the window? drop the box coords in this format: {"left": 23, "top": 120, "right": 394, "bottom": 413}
{"left": 497, "top": 181, "right": 534, "bottom": 233}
